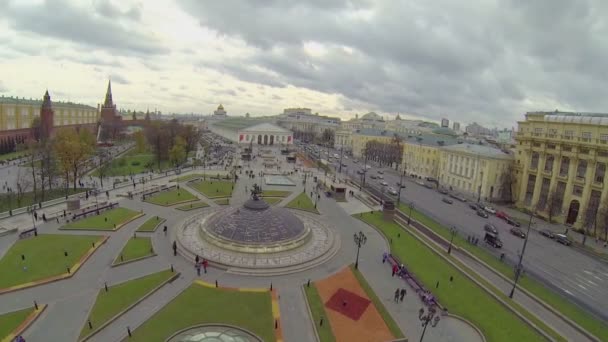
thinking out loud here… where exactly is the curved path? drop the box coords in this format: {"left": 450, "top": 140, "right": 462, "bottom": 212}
{"left": 0, "top": 159, "right": 484, "bottom": 342}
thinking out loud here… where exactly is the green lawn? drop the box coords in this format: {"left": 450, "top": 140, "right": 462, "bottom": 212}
{"left": 189, "top": 180, "right": 233, "bottom": 198}
{"left": 127, "top": 283, "right": 275, "bottom": 342}
{"left": 360, "top": 212, "right": 545, "bottom": 342}
{"left": 263, "top": 197, "right": 282, "bottom": 205}
{"left": 79, "top": 270, "right": 174, "bottom": 340}
{"left": 303, "top": 285, "right": 336, "bottom": 342}
{"left": 0, "top": 150, "right": 28, "bottom": 161}
{"left": 0, "top": 307, "right": 34, "bottom": 340}
{"left": 172, "top": 172, "right": 228, "bottom": 183}
{"left": 350, "top": 265, "right": 404, "bottom": 338}
{"left": 145, "top": 188, "right": 197, "bottom": 206}
{"left": 175, "top": 201, "right": 210, "bottom": 211}
{"left": 94, "top": 152, "right": 171, "bottom": 177}
{"left": 286, "top": 193, "right": 319, "bottom": 214}
{"left": 0, "top": 188, "right": 88, "bottom": 213}
{"left": 136, "top": 216, "right": 165, "bottom": 232}
{"left": 0, "top": 234, "right": 101, "bottom": 289}
{"left": 114, "top": 237, "right": 154, "bottom": 265}
{"left": 261, "top": 190, "right": 291, "bottom": 198}
{"left": 214, "top": 198, "right": 230, "bottom": 205}
{"left": 397, "top": 204, "right": 608, "bottom": 341}
{"left": 62, "top": 207, "right": 141, "bottom": 230}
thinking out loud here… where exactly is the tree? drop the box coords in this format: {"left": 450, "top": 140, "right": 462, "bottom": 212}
{"left": 38, "top": 140, "right": 56, "bottom": 198}
{"left": 15, "top": 168, "right": 32, "bottom": 208}
{"left": 321, "top": 128, "right": 335, "bottom": 148}
{"left": 53, "top": 128, "right": 95, "bottom": 191}
{"left": 546, "top": 189, "right": 563, "bottom": 223}
{"left": 500, "top": 164, "right": 517, "bottom": 203}
{"left": 133, "top": 130, "right": 146, "bottom": 153}
{"left": 144, "top": 122, "right": 170, "bottom": 170}
{"left": 24, "top": 139, "right": 40, "bottom": 203}
{"left": 169, "top": 136, "right": 187, "bottom": 167}
{"left": 181, "top": 125, "right": 200, "bottom": 157}
{"left": 96, "top": 150, "right": 112, "bottom": 188}
{"left": 582, "top": 194, "right": 601, "bottom": 245}
{"left": 599, "top": 196, "right": 608, "bottom": 241}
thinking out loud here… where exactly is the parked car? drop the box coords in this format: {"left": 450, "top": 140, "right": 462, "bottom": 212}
{"left": 506, "top": 217, "right": 521, "bottom": 227}
{"left": 469, "top": 203, "right": 479, "bottom": 210}
{"left": 495, "top": 211, "right": 508, "bottom": 219}
{"left": 555, "top": 234, "right": 572, "bottom": 246}
{"left": 380, "top": 181, "right": 388, "bottom": 186}
{"left": 442, "top": 198, "right": 453, "bottom": 204}
{"left": 424, "top": 183, "right": 434, "bottom": 189}
{"left": 370, "top": 174, "right": 378, "bottom": 179}
{"left": 353, "top": 159, "right": 358, "bottom": 163}
{"left": 377, "top": 175, "right": 384, "bottom": 179}
{"left": 388, "top": 187, "right": 398, "bottom": 195}
{"left": 484, "top": 206, "right": 496, "bottom": 214}
{"left": 416, "top": 180, "right": 425, "bottom": 186}
{"left": 477, "top": 210, "right": 489, "bottom": 218}
{"left": 484, "top": 224, "right": 498, "bottom": 234}
{"left": 450, "top": 193, "right": 467, "bottom": 202}
{"left": 510, "top": 227, "right": 526, "bottom": 238}
{"left": 484, "top": 232, "right": 503, "bottom": 248}
{"left": 396, "top": 182, "right": 406, "bottom": 188}
{"left": 438, "top": 187, "right": 449, "bottom": 194}
{"left": 377, "top": 170, "right": 384, "bottom": 174}
{"left": 357, "top": 169, "right": 365, "bottom": 175}
{"left": 540, "top": 229, "right": 555, "bottom": 239}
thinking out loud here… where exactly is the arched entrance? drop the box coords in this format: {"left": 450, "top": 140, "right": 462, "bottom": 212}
{"left": 270, "top": 135, "right": 274, "bottom": 145}
{"left": 264, "top": 135, "right": 268, "bottom": 145}
{"left": 566, "top": 200, "right": 580, "bottom": 225}
{"left": 257, "top": 135, "right": 262, "bottom": 145}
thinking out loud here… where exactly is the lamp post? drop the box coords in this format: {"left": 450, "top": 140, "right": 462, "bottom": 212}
{"left": 353, "top": 231, "right": 367, "bottom": 269}
{"left": 509, "top": 211, "right": 534, "bottom": 298}
{"left": 397, "top": 168, "right": 405, "bottom": 205}
{"left": 338, "top": 146, "right": 344, "bottom": 174}
{"left": 408, "top": 202, "right": 414, "bottom": 225}
{"left": 418, "top": 307, "right": 440, "bottom": 342}
{"left": 447, "top": 226, "right": 456, "bottom": 254}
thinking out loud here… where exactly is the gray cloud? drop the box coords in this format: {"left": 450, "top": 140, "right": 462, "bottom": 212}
{"left": 1, "top": 0, "right": 167, "bottom": 55}
{"left": 94, "top": 0, "right": 142, "bottom": 20}
{"left": 0, "top": 81, "right": 8, "bottom": 93}
{"left": 110, "top": 74, "right": 130, "bottom": 85}
{"left": 178, "top": 0, "right": 608, "bottom": 126}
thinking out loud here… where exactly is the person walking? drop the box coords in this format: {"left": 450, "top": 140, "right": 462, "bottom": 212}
{"left": 202, "top": 259, "right": 208, "bottom": 273}
{"left": 399, "top": 288, "right": 406, "bottom": 302}
{"left": 382, "top": 252, "right": 388, "bottom": 263}
{"left": 172, "top": 241, "right": 177, "bottom": 256}
{"left": 392, "top": 264, "right": 398, "bottom": 277}
{"left": 394, "top": 288, "right": 400, "bottom": 302}
{"left": 163, "top": 225, "right": 168, "bottom": 236}
{"left": 195, "top": 262, "right": 201, "bottom": 276}
{"left": 195, "top": 255, "right": 200, "bottom": 264}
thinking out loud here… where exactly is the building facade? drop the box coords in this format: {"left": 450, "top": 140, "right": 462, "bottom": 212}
{"left": 238, "top": 123, "right": 293, "bottom": 145}
{"left": 277, "top": 110, "right": 340, "bottom": 137}
{"left": 335, "top": 129, "right": 353, "bottom": 151}
{"left": 439, "top": 144, "right": 514, "bottom": 201}
{"left": 515, "top": 111, "right": 608, "bottom": 229}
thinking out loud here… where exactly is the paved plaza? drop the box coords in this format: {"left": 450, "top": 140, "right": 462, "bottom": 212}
{"left": 0, "top": 144, "right": 487, "bottom": 342}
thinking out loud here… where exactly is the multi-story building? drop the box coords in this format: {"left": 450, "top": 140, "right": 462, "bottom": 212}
{"left": 441, "top": 118, "right": 449, "bottom": 128}
{"left": 453, "top": 122, "right": 461, "bottom": 132}
{"left": 384, "top": 116, "right": 437, "bottom": 135}
{"left": 515, "top": 111, "right": 608, "bottom": 229}
{"left": 465, "top": 122, "right": 492, "bottom": 137}
{"left": 439, "top": 143, "right": 514, "bottom": 201}
{"left": 335, "top": 129, "right": 353, "bottom": 151}
{"left": 277, "top": 109, "right": 340, "bottom": 138}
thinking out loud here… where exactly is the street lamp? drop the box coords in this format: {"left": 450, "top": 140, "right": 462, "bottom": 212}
{"left": 418, "top": 307, "right": 440, "bottom": 342}
{"left": 397, "top": 168, "right": 405, "bottom": 205}
{"left": 408, "top": 202, "right": 414, "bottom": 225}
{"left": 509, "top": 211, "right": 534, "bottom": 299}
{"left": 353, "top": 231, "right": 367, "bottom": 269}
{"left": 447, "top": 226, "right": 456, "bottom": 254}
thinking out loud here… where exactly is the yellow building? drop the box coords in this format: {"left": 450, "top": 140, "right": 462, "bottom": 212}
{"left": 439, "top": 143, "right": 514, "bottom": 201}
{"left": 0, "top": 95, "right": 98, "bottom": 130}
{"left": 515, "top": 111, "right": 608, "bottom": 229}
{"left": 335, "top": 129, "right": 353, "bottom": 151}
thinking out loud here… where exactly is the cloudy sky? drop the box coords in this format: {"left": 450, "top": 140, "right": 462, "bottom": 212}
{"left": 0, "top": 0, "right": 606, "bottom": 128}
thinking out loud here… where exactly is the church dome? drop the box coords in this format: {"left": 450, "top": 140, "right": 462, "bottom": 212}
{"left": 218, "top": 104, "right": 224, "bottom": 110}
{"left": 361, "top": 112, "right": 383, "bottom": 121}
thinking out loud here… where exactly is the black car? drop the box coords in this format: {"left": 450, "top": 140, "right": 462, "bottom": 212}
{"left": 510, "top": 227, "right": 526, "bottom": 238}
{"left": 377, "top": 170, "right": 384, "bottom": 174}
{"left": 477, "top": 210, "right": 489, "bottom": 218}
{"left": 484, "top": 232, "right": 503, "bottom": 248}
{"left": 555, "top": 234, "right": 572, "bottom": 246}
{"left": 540, "top": 229, "right": 555, "bottom": 239}
{"left": 442, "top": 198, "right": 453, "bottom": 204}
{"left": 396, "top": 182, "right": 406, "bottom": 188}
{"left": 370, "top": 174, "right": 378, "bottom": 179}
{"left": 505, "top": 217, "right": 521, "bottom": 227}
{"left": 484, "top": 224, "right": 498, "bottom": 234}
{"left": 438, "top": 188, "right": 449, "bottom": 194}
{"left": 469, "top": 203, "right": 479, "bottom": 210}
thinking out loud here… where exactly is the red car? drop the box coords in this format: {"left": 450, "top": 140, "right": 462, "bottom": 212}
{"left": 495, "top": 211, "right": 508, "bottom": 220}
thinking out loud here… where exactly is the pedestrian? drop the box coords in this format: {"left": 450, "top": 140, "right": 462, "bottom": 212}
{"left": 400, "top": 288, "right": 406, "bottom": 301}
{"left": 436, "top": 281, "right": 440, "bottom": 289}
{"left": 56, "top": 217, "right": 59, "bottom": 224}
{"left": 42, "top": 213, "right": 46, "bottom": 222}
{"left": 449, "top": 276, "right": 453, "bottom": 282}
{"left": 394, "top": 288, "right": 400, "bottom": 302}
{"left": 195, "top": 255, "right": 200, "bottom": 263}
{"left": 33, "top": 211, "right": 38, "bottom": 221}
{"left": 392, "top": 264, "right": 398, "bottom": 277}
{"left": 163, "top": 225, "right": 168, "bottom": 236}
{"left": 382, "top": 252, "right": 388, "bottom": 263}
{"left": 202, "top": 259, "right": 208, "bottom": 273}
{"left": 172, "top": 241, "right": 177, "bottom": 256}
{"left": 195, "top": 262, "right": 201, "bottom": 276}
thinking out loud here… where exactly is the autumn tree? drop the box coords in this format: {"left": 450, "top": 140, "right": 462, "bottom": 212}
{"left": 500, "top": 164, "right": 517, "bottom": 203}
{"left": 582, "top": 194, "right": 601, "bottom": 245}
{"left": 53, "top": 128, "right": 95, "bottom": 191}
{"left": 23, "top": 139, "right": 41, "bottom": 203}
{"left": 144, "top": 122, "right": 169, "bottom": 170}
{"left": 181, "top": 125, "right": 200, "bottom": 157}
{"left": 169, "top": 136, "right": 187, "bottom": 167}
{"left": 133, "top": 130, "right": 147, "bottom": 153}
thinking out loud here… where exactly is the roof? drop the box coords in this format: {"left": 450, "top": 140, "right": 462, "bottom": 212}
{"left": 361, "top": 112, "right": 384, "bottom": 121}
{"left": 240, "top": 122, "right": 291, "bottom": 133}
{"left": 354, "top": 128, "right": 461, "bottom": 147}
{"left": 0, "top": 96, "right": 96, "bottom": 110}
{"left": 441, "top": 143, "right": 513, "bottom": 160}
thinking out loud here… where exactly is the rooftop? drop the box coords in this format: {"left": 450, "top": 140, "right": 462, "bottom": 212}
{"left": 0, "top": 95, "right": 97, "bottom": 110}
{"left": 354, "top": 128, "right": 461, "bottom": 147}
{"left": 240, "top": 122, "right": 291, "bottom": 133}
{"left": 441, "top": 143, "right": 513, "bottom": 160}
{"left": 525, "top": 111, "right": 608, "bottom": 126}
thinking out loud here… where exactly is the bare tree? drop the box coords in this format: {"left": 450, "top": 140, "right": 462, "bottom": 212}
{"left": 144, "top": 122, "right": 170, "bottom": 170}
{"left": 500, "top": 164, "right": 517, "bottom": 203}
{"left": 15, "top": 168, "right": 32, "bottom": 208}
{"left": 599, "top": 195, "right": 608, "bottom": 241}
{"left": 546, "top": 189, "right": 563, "bottom": 223}
{"left": 582, "top": 195, "right": 601, "bottom": 245}
{"left": 24, "top": 140, "right": 40, "bottom": 203}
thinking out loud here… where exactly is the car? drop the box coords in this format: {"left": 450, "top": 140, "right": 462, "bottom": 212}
{"left": 353, "top": 159, "right": 358, "bottom": 163}
{"left": 370, "top": 174, "right": 378, "bottom": 179}
{"left": 484, "top": 224, "right": 498, "bottom": 234}
{"left": 505, "top": 217, "right": 521, "bottom": 227}
{"left": 442, "top": 198, "right": 453, "bottom": 204}
{"left": 510, "top": 227, "right": 526, "bottom": 238}
{"left": 341, "top": 163, "right": 348, "bottom": 167}
{"left": 469, "top": 203, "right": 479, "bottom": 210}
{"left": 438, "top": 187, "right": 449, "bottom": 194}
{"left": 540, "top": 229, "right": 555, "bottom": 239}
{"left": 424, "top": 183, "right": 434, "bottom": 189}
{"left": 476, "top": 210, "right": 489, "bottom": 218}
{"left": 555, "top": 234, "right": 572, "bottom": 246}
{"left": 495, "top": 211, "right": 508, "bottom": 219}
{"left": 377, "top": 175, "right": 384, "bottom": 179}
{"left": 484, "top": 232, "right": 503, "bottom": 248}
{"left": 380, "top": 181, "right": 388, "bottom": 186}
{"left": 396, "top": 182, "right": 406, "bottom": 188}
{"left": 377, "top": 170, "right": 384, "bottom": 174}
{"left": 357, "top": 169, "right": 365, "bottom": 175}
{"left": 388, "top": 188, "right": 398, "bottom": 195}
{"left": 416, "top": 180, "right": 425, "bottom": 186}
{"left": 484, "top": 206, "right": 496, "bottom": 214}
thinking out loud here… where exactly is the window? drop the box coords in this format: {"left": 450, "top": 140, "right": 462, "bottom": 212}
{"left": 564, "top": 130, "right": 574, "bottom": 139}
{"left": 559, "top": 157, "right": 570, "bottom": 176}
{"left": 577, "top": 160, "right": 587, "bottom": 178}
{"left": 580, "top": 148, "right": 589, "bottom": 154}
{"left": 595, "top": 163, "right": 605, "bottom": 183}
{"left": 582, "top": 132, "right": 592, "bottom": 142}
{"left": 572, "top": 185, "right": 584, "bottom": 196}
{"left": 548, "top": 128, "right": 558, "bottom": 137}
{"left": 600, "top": 134, "right": 608, "bottom": 143}
{"left": 562, "top": 145, "right": 572, "bottom": 152}
{"left": 525, "top": 174, "right": 536, "bottom": 205}
{"left": 598, "top": 150, "right": 608, "bottom": 158}
{"left": 534, "top": 127, "right": 543, "bottom": 135}
{"left": 544, "top": 155, "right": 554, "bottom": 172}
{"left": 530, "top": 152, "right": 539, "bottom": 169}
{"left": 547, "top": 144, "right": 556, "bottom": 149}
{"left": 533, "top": 142, "right": 541, "bottom": 147}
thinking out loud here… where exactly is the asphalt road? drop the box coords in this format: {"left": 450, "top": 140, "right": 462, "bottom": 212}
{"left": 310, "top": 144, "right": 608, "bottom": 320}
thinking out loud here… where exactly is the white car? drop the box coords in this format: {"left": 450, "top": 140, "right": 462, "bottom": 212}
{"left": 484, "top": 206, "right": 496, "bottom": 214}
{"left": 380, "top": 181, "right": 388, "bottom": 186}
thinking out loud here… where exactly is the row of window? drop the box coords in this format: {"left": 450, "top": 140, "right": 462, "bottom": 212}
{"left": 532, "top": 127, "right": 608, "bottom": 141}
{"left": 529, "top": 153, "right": 606, "bottom": 183}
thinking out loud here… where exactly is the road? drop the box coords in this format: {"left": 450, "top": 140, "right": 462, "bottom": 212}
{"left": 307, "top": 144, "right": 608, "bottom": 321}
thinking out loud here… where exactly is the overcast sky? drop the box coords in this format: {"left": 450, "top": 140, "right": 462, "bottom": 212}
{"left": 1, "top": 0, "right": 606, "bottom": 128}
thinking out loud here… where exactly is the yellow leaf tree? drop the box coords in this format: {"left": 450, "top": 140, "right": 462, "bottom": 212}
{"left": 53, "top": 128, "right": 95, "bottom": 191}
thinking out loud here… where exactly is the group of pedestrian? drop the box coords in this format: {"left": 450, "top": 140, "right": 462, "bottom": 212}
{"left": 391, "top": 263, "right": 407, "bottom": 278}
{"left": 467, "top": 235, "right": 479, "bottom": 245}
{"left": 393, "top": 288, "right": 406, "bottom": 302}
{"left": 194, "top": 255, "right": 209, "bottom": 275}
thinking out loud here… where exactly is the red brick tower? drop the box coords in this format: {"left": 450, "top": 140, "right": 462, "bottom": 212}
{"left": 39, "top": 90, "right": 54, "bottom": 140}
{"left": 100, "top": 79, "right": 118, "bottom": 123}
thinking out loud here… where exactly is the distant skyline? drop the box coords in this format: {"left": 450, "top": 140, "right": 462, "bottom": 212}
{"left": 1, "top": 0, "right": 606, "bottom": 129}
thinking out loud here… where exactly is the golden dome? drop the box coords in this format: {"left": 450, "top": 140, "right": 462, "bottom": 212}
{"left": 218, "top": 104, "right": 224, "bottom": 110}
